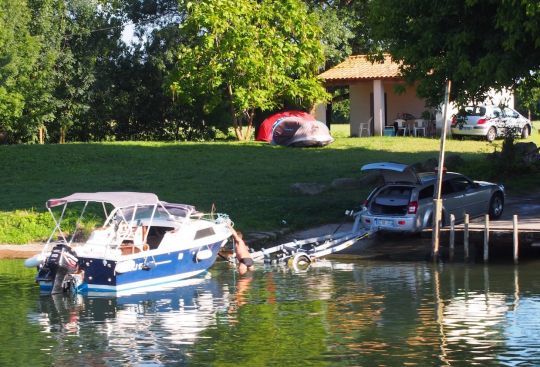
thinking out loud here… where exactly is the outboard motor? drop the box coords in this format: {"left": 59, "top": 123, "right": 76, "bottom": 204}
{"left": 36, "top": 243, "right": 79, "bottom": 294}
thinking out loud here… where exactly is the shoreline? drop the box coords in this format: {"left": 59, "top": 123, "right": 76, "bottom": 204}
{"left": 0, "top": 244, "right": 43, "bottom": 259}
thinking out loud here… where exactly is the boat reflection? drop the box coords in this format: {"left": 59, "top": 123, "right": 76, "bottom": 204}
{"left": 27, "top": 276, "right": 229, "bottom": 363}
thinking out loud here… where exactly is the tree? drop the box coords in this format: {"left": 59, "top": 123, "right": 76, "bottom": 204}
{"left": 307, "top": 0, "right": 371, "bottom": 67}
{"left": 368, "top": 0, "right": 540, "bottom": 107}
{"left": 516, "top": 74, "right": 540, "bottom": 119}
{"left": 0, "top": 0, "right": 39, "bottom": 139}
{"left": 170, "top": 0, "right": 329, "bottom": 140}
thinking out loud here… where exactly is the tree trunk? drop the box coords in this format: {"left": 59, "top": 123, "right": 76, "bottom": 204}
{"left": 60, "top": 127, "right": 65, "bottom": 144}
{"left": 39, "top": 126, "right": 44, "bottom": 144}
{"left": 227, "top": 84, "right": 245, "bottom": 140}
{"left": 244, "top": 110, "right": 254, "bottom": 140}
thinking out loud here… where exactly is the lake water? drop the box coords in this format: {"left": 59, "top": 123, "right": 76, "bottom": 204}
{"left": 1, "top": 258, "right": 540, "bottom": 366}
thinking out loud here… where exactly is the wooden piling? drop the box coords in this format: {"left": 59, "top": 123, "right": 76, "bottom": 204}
{"left": 484, "top": 214, "right": 489, "bottom": 262}
{"left": 449, "top": 214, "right": 455, "bottom": 261}
{"left": 464, "top": 214, "right": 469, "bottom": 261}
{"left": 513, "top": 215, "right": 519, "bottom": 265}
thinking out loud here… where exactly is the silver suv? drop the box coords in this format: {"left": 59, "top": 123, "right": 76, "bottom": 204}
{"left": 359, "top": 162, "right": 505, "bottom": 233}
{"left": 450, "top": 105, "right": 532, "bottom": 142}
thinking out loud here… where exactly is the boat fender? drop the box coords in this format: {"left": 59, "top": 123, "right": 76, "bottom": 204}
{"left": 115, "top": 260, "right": 137, "bottom": 274}
{"left": 288, "top": 252, "right": 311, "bottom": 272}
{"left": 196, "top": 249, "right": 213, "bottom": 261}
{"left": 24, "top": 253, "right": 45, "bottom": 268}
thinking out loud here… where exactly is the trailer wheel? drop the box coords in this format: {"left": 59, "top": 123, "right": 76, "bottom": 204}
{"left": 289, "top": 253, "right": 311, "bottom": 272}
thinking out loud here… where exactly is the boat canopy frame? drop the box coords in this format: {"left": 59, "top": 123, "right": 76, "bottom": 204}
{"left": 43, "top": 192, "right": 198, "bottom": 254}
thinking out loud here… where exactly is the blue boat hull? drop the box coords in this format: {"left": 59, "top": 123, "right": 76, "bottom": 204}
{"left": 38, "top": 240, "right": 224, "bottom": 295}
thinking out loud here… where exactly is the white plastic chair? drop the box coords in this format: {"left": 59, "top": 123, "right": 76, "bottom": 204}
{"left": 358, "top": 117, "right": 372, "bottom": 137}
{"left": 413, "top": 119, "right": 426, "bottom": 137}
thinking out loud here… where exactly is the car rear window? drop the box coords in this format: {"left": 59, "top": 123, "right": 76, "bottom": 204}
{"left": 463, "top": 106, "right": 486, "bottom": 116}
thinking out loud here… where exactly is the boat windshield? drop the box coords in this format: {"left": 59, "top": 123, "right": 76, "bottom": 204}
{"left": 115, "top": 203, "right": 193, "bottom": 223}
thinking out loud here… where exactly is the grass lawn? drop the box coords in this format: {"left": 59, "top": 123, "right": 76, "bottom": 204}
{"left": 1, "top": 126, "right": 538, "bottom": 244}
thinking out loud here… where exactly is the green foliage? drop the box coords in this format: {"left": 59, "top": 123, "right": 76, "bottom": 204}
{"left": 0, "top": 0, "right": 40, "bottom": 133}
{"left": 516, "top": 74, "right": 540, "bottom": 118}
{"left": 0, "top": 208, "right": 102, "bottom": 244}
{"left": 171, "top": 0, "right": 329, "bottom": 140}
{"left": 307, "top": 0, "right": 371, "bottom": 67}
{"left": 368, "top": 0, "right": 540, "bottom": 107}
{"left": 0, "top": 210, "right": 53, "bottom": 244}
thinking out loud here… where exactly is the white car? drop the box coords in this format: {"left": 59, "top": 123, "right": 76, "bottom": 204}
{"left": 450, "top": 105, "right": 532, "bottom": 142}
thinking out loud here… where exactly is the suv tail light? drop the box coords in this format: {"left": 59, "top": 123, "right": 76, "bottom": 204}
{"left": 451, "top": 116, "right": 457, "bottom": 126}
{"left": 477, "top": 118, "right": 489, "bottom": 125}
{"left": 407, "top": 201, "right": 418, "bottom": 214}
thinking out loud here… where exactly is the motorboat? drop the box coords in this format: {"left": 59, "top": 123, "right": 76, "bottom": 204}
{"left": 24, "top": 192, "right": 232, "bottom": 295}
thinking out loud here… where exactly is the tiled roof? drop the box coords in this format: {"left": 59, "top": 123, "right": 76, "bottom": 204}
{"left": 319, "top": 54, "right": 402, "bottom": 83}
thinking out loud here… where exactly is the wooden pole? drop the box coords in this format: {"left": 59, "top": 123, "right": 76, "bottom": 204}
{"left": 484, "top": 214, "right": 489, "bottom": 263}
{"left": 449, "top": 214, "right": 455, "bottom": 261}
{"left": 432, "top": 80, "right": 452, "bottom": 261}
{"left": 464, "top": 214, "right": 469, "bottom": 261}
{"left": 513, "top": 215, "right": 519, "bottom": 265}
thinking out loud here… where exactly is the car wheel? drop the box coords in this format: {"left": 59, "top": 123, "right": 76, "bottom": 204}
{"left": 521, "top": 125, "right": 530, "bottom": 139}
{"left": 486, "top": 127, "right": 497, "bottom": 142}
{"left": 488, "top": 193, "right": 504, "bottom": 220}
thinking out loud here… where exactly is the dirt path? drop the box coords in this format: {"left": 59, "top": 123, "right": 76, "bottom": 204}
{"left": 0, "top": 244, "right": 43, "bottom": 259}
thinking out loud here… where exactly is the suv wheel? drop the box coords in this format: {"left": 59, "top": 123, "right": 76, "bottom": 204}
{"left": 486, "top": 127, "right": 497, "bottom": 142}
{"left": 521, "top": 125, "right": 530, "bottom": 139}
{"left": 488, "top": 193, "right": 504, "bottom": 219}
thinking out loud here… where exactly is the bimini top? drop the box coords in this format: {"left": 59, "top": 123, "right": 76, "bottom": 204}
{"left": 46, "top": 192, "right": 160, "bottom": 209}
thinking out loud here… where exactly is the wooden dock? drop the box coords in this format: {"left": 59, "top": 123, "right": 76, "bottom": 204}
{"left": 426, "top": 214, "right": 540, "bottom": 263}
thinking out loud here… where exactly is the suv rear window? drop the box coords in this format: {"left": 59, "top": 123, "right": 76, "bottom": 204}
{"left": 370, "top": 186, "right": 412, "bottom": 215}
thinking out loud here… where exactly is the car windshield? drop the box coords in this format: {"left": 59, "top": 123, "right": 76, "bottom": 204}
{"left": 463, "top": 106, "right": 486, "bottom": 116}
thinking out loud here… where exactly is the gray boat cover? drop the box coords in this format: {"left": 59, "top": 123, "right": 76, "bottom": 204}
{"left": 46, "top": 192, "right": 159, "bottom": 209}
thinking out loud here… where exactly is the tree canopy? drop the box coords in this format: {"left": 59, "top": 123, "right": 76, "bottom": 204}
{"left": 169, "top": 0, "right": 329, "bottom": 140}
{"left": 368, "top": 0, "right": 540, "bottom": 107}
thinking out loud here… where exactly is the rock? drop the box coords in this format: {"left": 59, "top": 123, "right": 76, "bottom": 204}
{"left": 445, "top": 154, "right": 465, "bottom": 170}
{"left": 411, "top": 158, "right": 438, "bottom": 173}
{"left": 514, "top": 142, "right": 538, "bottom": 156}
{"left": 331, "top": 177, "right": 360, "bottom": 190}
{"left": 515, "top": 142, "right": 540, "bottom": 163}
{"left": 290, "top": 182, "right": 328, "bottom": 196}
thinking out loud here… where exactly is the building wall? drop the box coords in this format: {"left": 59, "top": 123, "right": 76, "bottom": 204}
{"left": 349, "top": 82, "right": 372, "bottom": 136}
{"left": 385, "top": 82, "right": 427, "bottom": 122}
{"left": 349, "top": 80, "right": 426, "bottom": 136}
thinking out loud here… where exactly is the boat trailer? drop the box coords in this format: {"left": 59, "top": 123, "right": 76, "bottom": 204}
{"left": 233, "top": 210, "right": 375, "bottom": 271}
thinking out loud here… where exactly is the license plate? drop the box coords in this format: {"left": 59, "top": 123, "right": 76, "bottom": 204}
{"left": 459, "top": 126, "right": 472, "bottom": 130}
{"left": 376, "top": 219, "right": 394, "bottom": 226}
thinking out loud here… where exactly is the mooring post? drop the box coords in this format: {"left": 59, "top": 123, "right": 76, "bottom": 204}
{"left": 464, "top": 214, "right": 469, "bottom": 261}
{"left": 484, "top": 214, "right": 489, "bottom": 263}
{"left": 513, "top": 215, "right": 519, "bottom": 265}
{"left": 449, "top": 214, "right": 455, "bottom": 261}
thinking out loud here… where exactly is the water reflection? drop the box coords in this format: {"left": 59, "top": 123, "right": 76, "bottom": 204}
{"left": 27, "top": 276, "right": 229, "bottom": 365}
{"left": 3, "top": 260, "right": 540, "bottom": 366}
